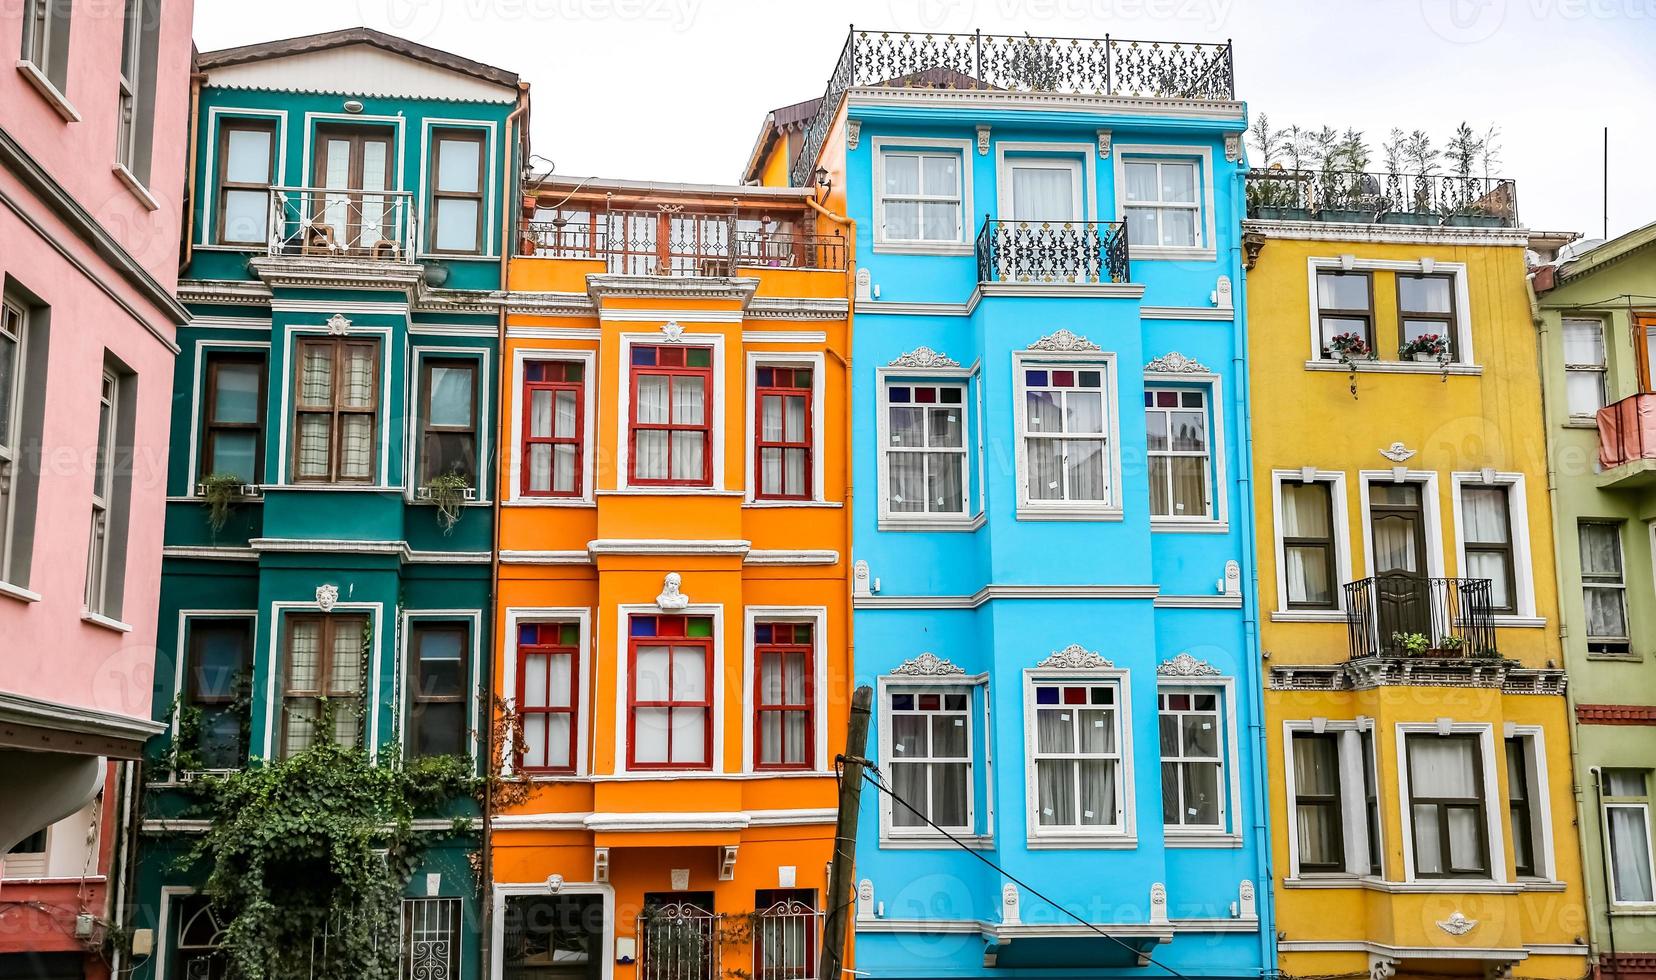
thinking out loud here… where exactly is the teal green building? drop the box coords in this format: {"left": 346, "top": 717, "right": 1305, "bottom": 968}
{"left": 133, "top": 29, "right": 523, "bottom": 980}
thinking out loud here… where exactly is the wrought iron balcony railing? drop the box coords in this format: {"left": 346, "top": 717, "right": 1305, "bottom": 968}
{"left": 975, "top": 217, "right": 1130, "bottom": 285}
{"left": 522, "top": 214, "right": 847, "bottom": 275}
{"left": 1596, "top": 392, "right": 1656, "bottom": 478}
{"left": 1245, "top": 169, "right": 1518, "bottom": 227}
{"left": 1344, "top": 575, "right": 1498, "bottom": 660}
{"left": 269, "top": 185, "right": 417, "bottom": 261}
{"left": 791, "top": 28, "right": 1236, "bottom": 186}
{"left": 753, "top": 900, "right": 823, "bottom": 980}
{"left": 638, "top": 903, "right": 721, "bottom": 980}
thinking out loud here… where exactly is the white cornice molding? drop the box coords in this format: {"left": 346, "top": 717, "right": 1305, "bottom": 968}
{"left": 744, "top": 549, "right": 840, "bottom": 566}
{"left": 504, "top": 291, "right": 595, "bottom": 317}
{"left": 490, "top": 808, "right": 836, "bottom": 832}
{"left": 162, "top": 545, "right": 258, "bottom": 561}
{"left": 1158, "top": 652, "right": 1222, "bottom": 677}
{"left": 586, "top": 275, "right": 759, "bottom": 305}
{"left": 249, "top": 255, "right": 426, "bottom": 294}
{"left": 1243, "top": 219, "right": 1530, "bottom": 248}
{"left": 856, "top": 584, "right": 1159, "bottom": 609}
{"left": 889, "top": 346, "right": 960, "bottom": 368}
{"left": 247, "top": 538, "right": 488, "bottom": 564}
{"left": 499, "top": 549, "right": 592, "bottom": 565}
{"left": 1145, "top": 351, "right": 1211, "bottom": 374}
{"left": 856, "top": 300, "right": 971, "bottom": 317}
{"left": 747, "top": 296, "right": 850, "bottom": 320}
{"left": 0, "top": 692, "right": 165, "bottom": 744}
{"left": 1140, "top": 306, "right": 1235, "bottom": 321}
{"left": 1028, "top": 328, "right": 1101, "bottom": 353}
{"left": 586, "top": 538, "right": 752, "bottom": 557}
{"left": 178, "top": 278, "right": 273, "bottom": 306}
{"left": 848, "top": 86, "right": 1246, "bottom": 123}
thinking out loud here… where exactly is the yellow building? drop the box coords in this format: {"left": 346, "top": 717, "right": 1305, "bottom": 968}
{"left": 1243, "top": 172, "right": 1589, "bottom": 980}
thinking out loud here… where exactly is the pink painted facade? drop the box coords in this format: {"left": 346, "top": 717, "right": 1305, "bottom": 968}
{"left": 0, "top": 0, "right": 194, "bottom": 972}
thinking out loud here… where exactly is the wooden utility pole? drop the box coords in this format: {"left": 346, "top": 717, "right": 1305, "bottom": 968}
{"left": 819, "top": 685, "right": 872, "bottom": 980}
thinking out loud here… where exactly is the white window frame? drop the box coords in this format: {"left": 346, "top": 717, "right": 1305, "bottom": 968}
{"left": 1145, "top": 369, "right": 1229, "bottom": 530}
{"left": 1281, "top": 719, "right": 1384, "bottom": 879}
{"left": 1580, "top": 519, "right": 1630, "bottom": 650}
{"left": 405, "top": 346, "right": 493, "bottom": 504}
{"left": 1269, "top": 470, "right": 1353, "bottom": 621}
{"left": 17, "top": 0, "right": 75, "bottom": 120}
{"left": 261, "top": 599, "right": 385, "bottom": 762}
{"left": 1504, "top": 724, "right": 1557, "bottom": 882}
{"left": 1449, "top": 472, "right": 1540, "bottom": 626}
{"left": 743, "top": 352, "right": 826, "bottom": 504}
{"left": 613, "top": 601, "right": 725, "bottom": 776}
{"left": 0, "top": 300, "right": 27, "bottom": 588}
{"left": 1602, "top": 769, "right": 1656, "bottom": 908}
{"left": 167, "top": 610, "right": 259, "bottom": 782}
{"left": 84, "top": 369, "right": 118, "bottom": 617}
{"left": 1304, "top": 258, "right": 1475, "bottom": 366}
{"left": 417, "top": 118, "right": 500, "bottom": 260}
{"left": 398, "top": 609, "right": 484, "bottom": 763}
{"left": 1394, "top": 721, "right": 1505, "bottom": 883}
{"left": 490, "top": 881, "right": 616, "bottom": 980}
{"left": 199, "top": 108, "right": 290, "bottom": 250}
{"left": 502, "top": 606, "right": 592, "bottom": 777}
{"left": 740, "top": 606, "right": 829, "bottom": 774}
{"left": 994, "top": 143, "right": 1097, "bottom": 223}
{"left": 506, "top": 347, "right": 596, "bottom": 506}
{"left": 876, "top": 672, "right": 988, "bottom": 845}
{"left": 614, "top": 329, "right": 727, "bottom": 494}
{"left": 1159, "top": 676, "right": 1242, "bottom": 843}
{"left": 875, "top": 363, "right": 977, "bottom": 531}
{"left": 1562, "top": 316, "right": 1609, "bottom": 419}
{"left": 1113, "top": 145, "right": 1216, "bottom": 262}
{"left": 1022, "top": 666, "right": 1134, "bottom": 848}
{"left": 1358, "top": 470, "right": 1445, "bottom": 580}
{"left": 871, "top": 137, "right": 973, "bottom": 254}
{"left": 1011, "top": 350, "right": 1120, "bottom": 521}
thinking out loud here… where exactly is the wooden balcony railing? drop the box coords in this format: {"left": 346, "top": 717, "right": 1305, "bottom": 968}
{"left": 521, "top": 212, "right": 846, "bottom": 275}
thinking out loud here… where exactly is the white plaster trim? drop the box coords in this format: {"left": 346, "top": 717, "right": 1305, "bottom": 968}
{"left": 501, "top": 607, "right": 592, "bottom": 777}
{"left": 1270, "top": 469, "right": 1354, "bottom": 616}
{"left": 740, "top": 607, "right": 829, "bottom": 774}
{"left": 741, "top": 330, "right": 828, "bottom": 345}
{"left": 1449, "top": 471, "right": 1538, "bottom": 620}
{"left": 875, "top": 361, "right": 976, "bottom": 524}
{"left": 1282, "top": 719, "right": 1384, "bottom": 878}
{"left": 854, "top": 584, "right": 1159, "bottom": 609}
{"left": 499, "top": 549, "right": 592, "bottom": 565}
{"left": 1141, "top": 306, "right": 1235, "bottom": 321}
{"left": 1022, "top": 665, "right": 1134, "bottom": 844}
{"left": 1507, "top": 723, "right": 1558, "bottom": 883}
{"left": 505, "top": 326, "right": 601, "bottom": 341}
{"left": 1244, "top": 218, "right": 1530, "bottom": 247}
{"left": 743, "top": 550, "right": 839, "bottom": 565}
{"left": 613, "top": 601, "right": 725, "bottom": 776}
{"left": 587, "top": 538, "right": 749, "bottom": 557}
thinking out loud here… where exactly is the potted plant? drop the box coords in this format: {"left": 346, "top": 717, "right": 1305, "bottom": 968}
{"left": 421, "top": 472, "right": 471, "bottom": 535}
{"left": 1399, "top": 332, "right": 1452, "bottom": 381}
{"left": 1438, "top": 634, "right": 1467, "bottom": 655}
{"left": 1325, "top": 331, "right": 1376, "bottom": 399}
{"left": 197, "top": 472, "right": 249, "bottom": 533}
{"left": 1391, "top": 631, "right": 1430, "bottom": 656}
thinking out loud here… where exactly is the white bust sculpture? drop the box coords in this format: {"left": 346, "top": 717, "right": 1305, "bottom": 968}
{"left": 656, "top": 572, "right": 689, "bottom": 610}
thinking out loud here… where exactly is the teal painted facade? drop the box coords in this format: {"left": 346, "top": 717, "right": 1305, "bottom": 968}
{"left": 132, "top": 31, "right": 521, "bottom": 980}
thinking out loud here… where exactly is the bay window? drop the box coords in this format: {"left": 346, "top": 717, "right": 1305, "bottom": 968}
{"left": 516, "top": 621, "right": 579, "bottom": 773}
{"left": 884, "top": 383, "right": 968, "bottom": 517}
{"left": 755, "top": 366, "right": 811, "bottom": 500}
{"left": 1604, "top": 769, "right": 1656, "bottom": 904}
{"left": 1406, "top": 733, "right": 1489, "bottom": 878}
{"left": 1145, "top": 387, "right": 1210, "bottom": 520}
{"left": 629, "top": 614, "right": 712, "bottom": 769}
{"left": 1019, "top": 366, "right": 1108, "bottom": 509}
{"left": 1159, "top": 688, "right": 1223, "bottom": 829}
{"left": 888, "top": 688, "right": 972, "bottom": 832}
{"left": 522, "top": 360, "right": 583, "bottom": 497}
{"left": 1289, "top": 726, "right": 1382, "bottom": 876}
{"left": 280, "top": 613, "right": 367, "bottom": 758}
{"left": 292, "top": 338, "right": 379, "bottom": 484}
{"left": 754, "top": 622, "right": 812, "bottom": 769}
{"left": 630, "top": 345, "right": 711, "bottom": 486}
{"left": 1029, "top": 680, "right": 1123, "bottom": 833}
{"left": 1506, "top": 736, "right": 1537, "bottom": 878}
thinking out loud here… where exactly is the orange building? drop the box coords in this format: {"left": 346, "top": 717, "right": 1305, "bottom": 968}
{"left": 488, "top": 176, "right": 854, "bottom": 980}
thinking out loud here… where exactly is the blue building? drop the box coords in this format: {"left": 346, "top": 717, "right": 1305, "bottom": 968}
{"left": 750, "top": 29, "right": 1270, "bottom": 979}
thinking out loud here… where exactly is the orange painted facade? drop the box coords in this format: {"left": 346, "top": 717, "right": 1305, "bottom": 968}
{"left": 490, "top": 177, "right": 853, "bottom": 980}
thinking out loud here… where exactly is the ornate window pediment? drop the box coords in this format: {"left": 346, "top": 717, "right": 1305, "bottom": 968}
{"left": 888, "top": 347, "right": 960, "bottom": 369}
{"left": 1157, "top": 652, "right": 1221, "bottom": 677}
{"left": 890, "top": 651, "right": 965, "bottom": 676}
{"left": 1035, "top": 643, "right": 1114, "bottom": 669}
{"left": 1028, "top": 329, "right": 1100, "bottom": 353}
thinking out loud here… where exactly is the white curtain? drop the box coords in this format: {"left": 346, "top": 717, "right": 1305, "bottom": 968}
{"left": 1065, "top": 390, "right": 1104, "bottom": 434}
{"left": 1066, "top": 439, "right": 1107, "bottom": 501}
{"left": 930, "top": 762, "right": 967, "bottom": 827}
{"left": 1282, "top": 484, "right": 1332, "bottom": 603}
{"left": 1581, "top": 523, "right": 1622, "bottom": 577}
{"left": 1037, "top": 759, "right": 1073, "bottom": 826}
{"left": 1410, "top": 738, "right": 1478, "bottom": 797}
{"left": 1372, "top": 516, "right": 1418, "bottom": 574}
{"left": 635, "top": 376, "right": 669, "bottom": 480}
{"left": 925, "top": 451, "right": 964, "bottom": 512}
{"left": 888, "top": 453, "right": 924, "bottom": 512}
{"left": 891, "top": 762, "right": 926, "bottom": 827}
{"left": 1564, "top": 319, "right": 1605, "bottom": 364}
{"left": 1011, "top": 166, "right": 1075, "bottom": 223}
{"left": 1463, "top": 488, "right": 1509, "bottom": 544}
{"left": 1610, "top": 806, "right": 1655, "bottom": 902}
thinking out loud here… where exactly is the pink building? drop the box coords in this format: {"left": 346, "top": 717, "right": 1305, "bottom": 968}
{"left": 0, "top": 0, "right": 194, "bottom": 975}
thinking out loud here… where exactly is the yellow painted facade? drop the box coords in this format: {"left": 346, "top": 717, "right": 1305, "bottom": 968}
{"left": 490, "top": 178, "right": 853, "bottom": 978}
{"left": 1245, "top": 225, "right": 1590, "bottom": 979}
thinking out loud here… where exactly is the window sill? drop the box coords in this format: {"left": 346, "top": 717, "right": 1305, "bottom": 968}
{"left": 1165, "top": 831, "right": 1242, "bottom": 848}
{"left": 1587, "top": 651, "right": 1644, "bottom": 663}
{"left": 1304, "top": 359, "right": 1484, "bottom": 377}
{"left": 872, "top": 241, "right": 973, "bottom": 256}
{"left": 1519, "top": 878, "right": 1566, "bottom": 892}
{"left": 81, "top": 611, "right": 132, "bottom": 633}
{"left": 193, "top": 243, "right": 265, "bottom": 253}
{"left": 1133, "top": 245, "right": 1216, "bottom": 262}
{"left": 0, "top": 581, "right": 42, "bottom": 604}
{"left": 15, "top": 60, "right": 80, "bottom": 122}
{"left": 600, "top": 488, "right": 745, "bottom": 497}
{"left": 1610, "top": 906, "right": 1656, "bottom": 917}
{"left": 112, "top": 163, "right": 160, "bottom": 211}
{"left": 1270, "top": 609, "right": 1346, "bottom": 622}
{"left": 1491, "top": 615, "right": 1547, "bottom": 628}
{"left": 1015, "top": 507, "right": 1123, "bottom": 522}
{"left": 1564, "top": 417, "right": 1602, "bottom": 429}
{"left": 267, "top": 484, "right": 396, "bottom": 493}
{"left": 878, "top": 513, "right": 985, "bottom": 532}
{"left": 415, "top": 251, "right": 494, "bottom": 263}
{"left": 743, "top": 499, "right": 843, "bottom": 509}
{"left": 1026, "top": 833, "right": 1137, "bottom": 850}
{"left": 505, "top": 497, "right": 596, "bottom": 508}
{"left": 880, "top": 832, "right": 994, "bottom": 850}
{"left": 1151, "top": 519, "right": 1227, "bottom": 533}
{"left": 1285, "top": 875, "right": 1521, "bottom": 894}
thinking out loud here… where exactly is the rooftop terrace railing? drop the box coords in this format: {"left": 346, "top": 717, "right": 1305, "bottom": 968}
{"left": 1245, "top": 169, "right": 1519, "bottom": 227}
{"left": 790, "top": 28, "right": 1236, "bottom": 186}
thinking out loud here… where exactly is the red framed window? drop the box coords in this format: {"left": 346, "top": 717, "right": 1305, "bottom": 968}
{"left": 754, "top": 622, "right": 813, "bottom": 769}
{"left": 517, "top": 622, "right": 579, "bottom": 773}
{"left": 629, "top": 614, "right": 713, "bottom": 769}
{"left": 755, "top": 367, "right": 812, "bottom": 500}
{"left": 523, "top": 361, "right": 583, "bottom": 497}
{"left": 630, "top": 345, "right": 712, "bottom": 486}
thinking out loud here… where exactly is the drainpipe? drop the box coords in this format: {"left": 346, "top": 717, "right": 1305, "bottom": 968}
{"left": 480, "top": 79, "right": 530, "bottom": 980}
{"left": 1592, "top": 768, "right": 1620, "bottom": 980}
{"left": 1231, "top": 158, "right": 1275, "bottom": 977}
{"left": 180, "top": 70, "right": 206, "bottom": 274}
{"left": 1532, "top": 290, "right": 1599, "bottom": 977}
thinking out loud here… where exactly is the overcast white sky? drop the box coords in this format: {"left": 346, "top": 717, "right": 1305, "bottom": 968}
{"left": 193, "top": 0, "right": 1656, "bottom": 239}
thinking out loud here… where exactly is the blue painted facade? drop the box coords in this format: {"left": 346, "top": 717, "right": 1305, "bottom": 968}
{"left": 790, "top": 31, "right": 1271, "bottom": 980}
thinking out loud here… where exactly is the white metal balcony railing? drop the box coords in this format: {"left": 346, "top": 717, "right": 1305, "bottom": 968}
{"left": 269, "top": 186, "right": 417, "bottom": 261}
